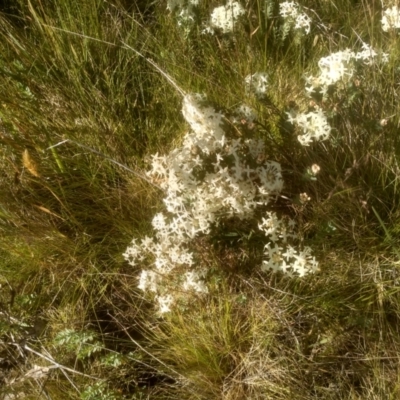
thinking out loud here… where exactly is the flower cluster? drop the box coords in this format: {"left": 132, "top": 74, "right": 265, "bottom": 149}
{"left": 305, "top": 44, "right": 388, "bottom": 95}
{"left": 233, "top": 104, "right": 258, "bottom": 124}
{"left": 167, "top": 0, "right": 201, "bottom": 30}
{"left": 123, "top": 225, "right": 202, "bottom": 314}
{"left": 124, "top": 93, "right": 287, "bottom": 313}
{"left": 289, "top": 43, "right": 389, "bottom": 145}
{"left": 259, "top": 212, "right": 318, "bottom": 276}
{"left": 305, "top": 163, "right": 321, "bottom": 181}
{"left": 124, "top": 90, "right": 321, "bottom": 313}
{"left": 203, "top": 0, "right": 245, "bottom": 34}
{"left": 245, "top": 72, "right": 269, "bottom": 97}
{"left": 312, "top": 49, "right": 354, "bottom": 89}
{"left": 286, "top": 107, "right": 331, "bottom": 146}
{"left": 150, "top": 94, "right": 283, "bottom": 236}
{"left": 279, "top": 1, "right": 312, "bottom": 34}
{"left": 382, "top": 6, "right": 400, "bottom": 31}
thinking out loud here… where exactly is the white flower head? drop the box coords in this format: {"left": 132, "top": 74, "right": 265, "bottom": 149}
{"left": 311, "top": 164, "right": 321, "bottom": 175}
{"left": 234, "top": 104, "right": 258, "bottom": 123}
{"left": 287, "top": 107, "right": 331, "bottom": 146}
{"left": 292, "top": 247, "right": 319, "bottom": 276}
{"left": 353, "top": 43, "right": 389, "bottom": 66}
{"left": 299, "top": 192, "right": 311, "bottom": 204}
{"left": 182, "top": 94, "right": 224, "bottom": 136}
{"left": 182, "top": 271, "right": 208, "bottom": 293}
{"left": 382, "top": 6, "right": 400, "bottom": 32}
{"left": 205, "top": 0, "right": 245, "bottom": 34}
{"left": 258, "top": 211, "right": 318, "bottom": 276}
{"left": 152, "top": 213, "right": 167, "bottom": 232}
{"left": 245, "top": 72, "right": 269, "bottom": 97}
{"left": 123, "top": 239, "right": 142, "bottom": 266}
{"left": 279, "top": 1, "right": 311, "bottom": 34}
{"left": 156, "top": 294, "right": 174, "bottom": 314}
{"left": 279, "top": 1, "right": 298, "bottom": 18}
{"left": 259, "top": 212, "right": 282, "bottom": 242}
{"left": 294, "top": 13, "right": 311, "bottom": 34}
{"left": 177, "top": 7, "right": 195, "bottom": 26}
{"left": 305, "top": 44, "right": 388, "bottom": 96}
{"left": 168, "top": 0, "right": 201, "bottom": 32}
{"left": 138, "top": 270, "right": 159, "bottom": 293}
{"left": 318, "top": 49, "right": 355, "bottom": 86}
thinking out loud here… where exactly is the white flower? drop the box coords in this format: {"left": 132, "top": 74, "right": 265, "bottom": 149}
{"left": 297, "top": 132, "right": 312, "bottom": 146}
{"left": 304, "top": 50, "right": 354, "bottom": 95}
{"left": 152, "top": 213, "right": 167, "bottom": 232}
{"left": 265, "top": 242, "right": 283, "bottom": 261}
{"left": 141, "top": 236, "right": 155, "bottom": 252}
{"left": 258, "top": 161, "right": 284, "bottom": 193}
{"left": 138, "top": 270, "right": 159, "bottom": 292}
{"left": 353, "top": 43, "right": 389, "bottom": 66}
{"left": 305, "top": 45, "right": 388, "bottom": 95}
{"left": 177, "top": 7, "right": 195, "bottom": 26}
{"left": 258, "top": 212, "right": 318, "bottom": 276}
{"left": 154, "top": 255, "right": 170, "bottom": 272}
{"left": 299, "top": 192, "right": 311, "bottom": 204}
{"left": 167, "top": 0, "right": 201, "bottom": 29}
{"left": 279, "top": 1, "right": 311, "bottom": 34}
{"left": 261, "top": 258, "right": 281, "bottom": 273}
{"left": 287, "top": 218, "right": 296, "bottom": 230}
{"left": 245, "top": 72, "right": 268, "bottom": 97}
{"left": 125, "top": 91, "right": 304, "bottom": 314}
{"left": 291, "top": 247, "right": 318, "bottom": 276}
{"left": 156, "top": 295, "right": 174, "bottom": 314}
{"left": 294, "top": 13, "right": 311, "bottom": 34}
{"left": 234, "top": 104, "right": 258, "bottom": 123}
{"left": 259, "top": 212, "right": 282, "bottom": 241}
{"left": 182, "top": 94, "right": 224, "bottom": 136}
{"left": 206, "top": 0, "right": 245, "bottom": 34}
{"left": 382, "top": 6, "right": 400, "bottom": 32}
{"left": 261, "top": 243, "right": 283, "bottom": 272}
{"left": 282, "top": 245, "right": 296, "bottom": 261}
{"left": 311, "top": 164, "right": 320, "bottom": 175}
{"left": 288, "top": 108, "right": 331, "bottom": 146}
{"left": 318, "top": 49, "right": 354, "bottom": 86}
{"left": 182, "top": 271, "right": 208, "bottom": 293}
{"left": 148, "top": 153, "right": 168, "bottom": 180}
{"left": 123, "top": 239, "right": 142, "bottom": 266}
{"left": 279, "top": 1, "right": 298, "bottom": 18}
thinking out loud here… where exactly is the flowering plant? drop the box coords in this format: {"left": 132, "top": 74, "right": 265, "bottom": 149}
{"left": 203, "top": 0, "right": 245, "bottom": 34}
{"left": 124, "top": 91, "right": 319, "bottom": 313}
{"left": 245, "top": 72, "right": 269, "bottom": 98}
{"left": 305, "top": 44, "right": 388, "bottom": 96}
{"left": 382, "top": 6, "right": 400, "bottom": 32}
{"left": 279, "top": 1, "right": 312, "bottom": 34}
{"left": 286, "top": 107, "right": 331, "bottom": 146}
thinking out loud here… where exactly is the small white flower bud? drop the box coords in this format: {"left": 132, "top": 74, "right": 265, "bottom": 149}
{"left": 311, "top": 164, "right": 321, "bottom": 175}
{"left": 299, "top": 192, "right": 311, "bottom": 204}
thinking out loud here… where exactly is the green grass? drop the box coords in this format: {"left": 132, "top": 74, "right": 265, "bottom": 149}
{"left": 1, "top": 0, "right": 400, "bottom": 398}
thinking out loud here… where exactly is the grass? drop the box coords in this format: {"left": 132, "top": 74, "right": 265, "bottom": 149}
{"left": 1, "top": 0, "right": 400, "bottom": 398}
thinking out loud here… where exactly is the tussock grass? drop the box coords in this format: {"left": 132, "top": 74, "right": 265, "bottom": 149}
{"left": 1, "top": 0, "right": 400, "bottom": 399}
